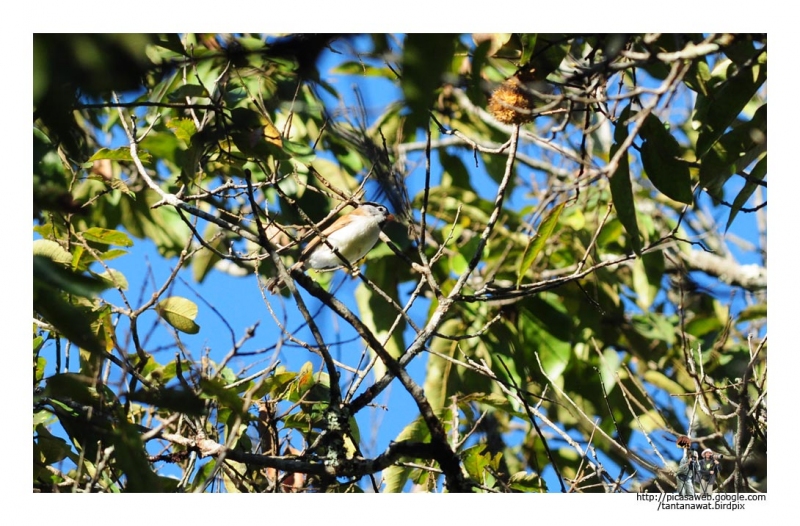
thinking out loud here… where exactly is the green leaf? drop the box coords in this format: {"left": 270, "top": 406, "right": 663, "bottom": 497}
{"left": 685, "top": 314, "right": 724, "bottom": 338}
{"left": 726, "top": 154, "right": 766, "bottom": 231}
{"left": 33, "top": 255, "right": 110, "bottom": 298}
{"left": 44, "top": 373, "right": 99, "bottom": 406}
{"left": 508, "top": 471, "right": 545, "bottom": 492}
{"left": 695, "top": 56, "right": 766, "bottom": 158}
{"left": 33, "top": 239, "right": 72, "bottom": 265}
{"left": 155, "top": 297, "right": 200, "bottom": 334}
{"left": 356, "top": 260, "right": 406, "bottom": 380}
{"left": 439, "top": 150, "right": 473, "bottom": 190}
{"left": 596, "top": 348, "right": 621, "bottom": 395}
{"left": 111, "top": 420, "right": 163, "bottom": 492}
{"left": 639, "top": 114, "right": 693, "bottom": 204}
{"left": 81, "top": 227, "right": 134, "bottom": 246}
{"left": 461, "top": 444, "right": 499, "bottom": 483}
{"left": 401, "top": 34, "right": 458, "bottom": 130}
{"left": 520, "top": 298, "right": 572, "bottom": 380}
{"left": 199, "top": 378, "right": 248, "bottom": 415}
{"left": 683, "top": 58, "right": 711, "bottom": 96}
{"left": 166, "top": 117, "right": 198, "bottom": 143}
{"left": 424, "top": 319, "right": 466, "bottom": 412}
{"left": 700, "top": 103, "right": 766, "bottom": 200}
{"left": 192, "top": 224, "right": 225, "bottom": 283}
{"left": 129, "top": 386, "right": 205, "bottom": 416}
{"left": 738, "top": 303, "right": 767, "bottom": 322}
{"left": 166, "top": 84, "right": 208, "bottom": 100}
{"left": 631, "top": 251, "right": 664, "bottom": 310}
{"left": 32, "top": 292, "right": 106, "bottom": 355}
{"left": 383, "top": 417, "right": 431, "bottom": 493}
{"left": 94, "top": 268, "right": 129, "bottom": 290}
{"left": 283, "top": 139, "right": 316, "bottom": 163}
{"left": 644, "top": 369, "right": 685, "bottom": 395}
{"left": 332, "top": 61, "right": 394, "bottom": 77}
{"left": 521, "top": 34, "right": 569, "bottom": 79}
{"left": 449, "top": 251, "right": 469, "bottom": 275}
{"left": 634, "top": 408, "right": 668, "bottom": 433}
{"left": 96, "top": 248, "right": 129, "bottom": 262}
{"left": 609, "top": 105, "right": 642, "bottom": 255}
{"left": 467, "top": 39, "right": 492, "bottom": 106}
{"left": 517, "top": 202, "right": 565, "bottom": 287}
{"left": 88, "top": 147, "right": 152, "bottom": 165}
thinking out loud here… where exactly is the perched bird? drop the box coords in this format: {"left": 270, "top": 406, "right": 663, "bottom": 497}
{"left": 267, "top": 202, "right": 394, "bottom": 292}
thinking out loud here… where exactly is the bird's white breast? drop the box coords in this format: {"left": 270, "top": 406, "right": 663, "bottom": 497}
{"left": 305, "top": 215, "right": 383, "bottom": 269}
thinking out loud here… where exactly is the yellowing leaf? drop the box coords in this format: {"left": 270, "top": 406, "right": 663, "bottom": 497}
{"left": 155, "top": 297, "right": 200, "bottom": 334}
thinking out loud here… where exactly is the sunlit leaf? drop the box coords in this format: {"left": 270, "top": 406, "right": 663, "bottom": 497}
{"left": 155, "top": 296, "right": 200, "bottom": 334}
{"left": 700, "top": 103, "right": 766, "bottom": 200}
{"left": 166, "top": 117, "right": 198, "bottom": 143}
{"left": 518, "top": 202, "right": 565, "bottom": 287}
{"left": 88, "top": 147, "right": 153, "bottom": 165}
{"left": 81, "top": 227, "right": 134, "bottom": 247}
{"left": 695, "top": 56, "right": 766, "bottom": 158}
{"left": 383, "top": 417, "right": 431, "bottom": 493}
{"left": 33, "top": 239, "right": 72, "bottom": 265}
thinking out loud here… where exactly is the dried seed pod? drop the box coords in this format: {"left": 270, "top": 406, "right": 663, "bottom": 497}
{"left": 676, "top": 435, "right": 692, "bottom": 449}
{"left": 488, "top": 72, "right": 536, "bottom": 124}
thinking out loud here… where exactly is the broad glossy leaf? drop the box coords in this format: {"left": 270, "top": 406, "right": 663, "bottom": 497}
{"left": 401, "top": 34, "right": 458, "bottom": 130}
{"left": 726, "top": 154, "right": 766, "bottom": 231}
{"left": 33, "top": 239, "right": 72, "bottom": 265}
{"left": 700, "top": 103, "right": 766, "bottom": 200}
{"left": 94, "top": 268, "right": 128, "bottom": 290}
{"left": 520, "top": 301, "right": 572, "bottom": 381}
{"left": 110, "top": 420, "right": 163, "bottom": 492}
{"left": 155, "top": 296, "right": 200, "bottom": 334}
{"left": 191, "top": 224, "right": 225, "bottom": 283}
{"left": 81, "top": 227, "right": 134, "bottom": 247}
{"left": 509, "top": 471, "right": 545, "bottom": 492}
{"left": 355, "top": 259, "right": 406, "bottom": 380}
{"left": 439, "top": 150, "right": 473, "bottom": 190}
{"left": 609, "top": 105, "right": 642, "bottom": 254}
{"left": 129, "top": 386, "right": 205, "bottom": 415}
{"left": 599, "top": 348, "right": 622, "bottom": 394}
{"left": 382, "top": 417, "right": 431, "bottom": 493}
{"left": 166, "top": 117, "right": 198, "bottom": 143}
{"left": 517, "top": 202, "right": 565, "bottom": 287}
{"left": 34, "top": 255, "right": 110, "bottom": 297}
{"left": 631, "top": 251, "right": 664, "bottom": 310}
{"left": 639, "top": 114, "right": 693, "bottom": 204}
{"left": 88, "top": 147, "right": 153, "bottom": 165}
{"left": 461, "top": 444, "right": 500, "bottom": 483}
{"left": 32, "top": 292, "right": 106, "bottom": 355}
{"left": 695, "top": 56, "right": 766, "bottom": 158}
{"left": 521, "top": 34, "right": 569, "bottom": 79}
{"left": 199, "top": 377, "right": 248, "bottom": 415}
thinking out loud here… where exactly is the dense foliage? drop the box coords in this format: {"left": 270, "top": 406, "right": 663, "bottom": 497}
{"left": 33, "top": 33, "right": 767, "bottom": 493}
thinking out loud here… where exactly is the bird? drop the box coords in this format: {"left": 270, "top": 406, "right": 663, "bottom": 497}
{"left": 266, "top": 202, "right": 394, "bottom": 293}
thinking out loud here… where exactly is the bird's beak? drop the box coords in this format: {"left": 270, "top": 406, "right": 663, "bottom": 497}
{"left": 386, "top": 213, "right": 395, "bottom": 222}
